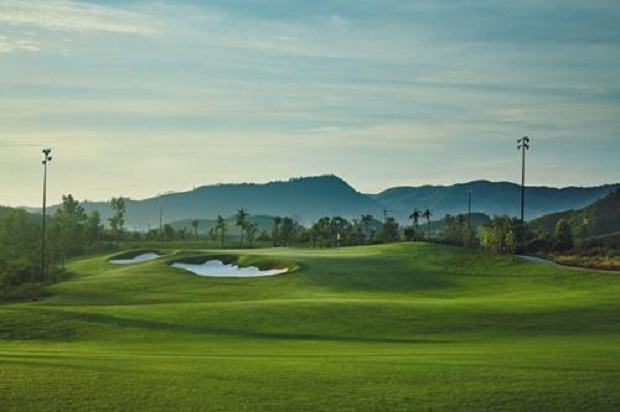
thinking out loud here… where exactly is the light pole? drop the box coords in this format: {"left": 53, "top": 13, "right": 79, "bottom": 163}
{"left": 159, "top": 193, "right": 163, "bottom": 236}
{"left": 517, "top": 136, "right": 530, "bottom": 248}
{"left": 158, "top": 191, "right": 174, "bottom": 237}
{"left": 40, "top": 148, "right": 52, "bottom": 283}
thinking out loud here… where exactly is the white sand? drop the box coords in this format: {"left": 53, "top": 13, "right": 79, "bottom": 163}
{"left": 109, "top": 253, "right": 161, "bottom": 264}
{"left": 172, "top": 260, "right": 289, "bottom": 277}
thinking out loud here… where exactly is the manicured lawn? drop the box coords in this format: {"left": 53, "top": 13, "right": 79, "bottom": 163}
{"left": 1, "top": 243, "right": 619, "bottom": 411}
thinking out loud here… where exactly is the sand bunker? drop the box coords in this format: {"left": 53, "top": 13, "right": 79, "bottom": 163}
{"left": 109, "top": 253, "right": 162, "bottom": 264}
{"left": 172, "top": 260, "right": 289, "bottom": 277}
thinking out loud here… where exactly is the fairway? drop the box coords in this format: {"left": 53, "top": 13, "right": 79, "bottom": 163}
{"left": 1, "top": 243, "right": 619, "bottom": 411}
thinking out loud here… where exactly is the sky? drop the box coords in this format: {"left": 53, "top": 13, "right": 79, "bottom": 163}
{"left": 1, "top": 0, "right": 619, "bottom": 206}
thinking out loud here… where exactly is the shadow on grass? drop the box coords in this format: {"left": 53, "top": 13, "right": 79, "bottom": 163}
{"left": 54, "top": 310, "right": 444, "bottom": 345}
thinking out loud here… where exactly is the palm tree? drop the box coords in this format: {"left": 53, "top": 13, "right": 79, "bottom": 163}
{"left": 360, "top": 214, "right": 373, "bottom": 244}
{"left": 235, "top": 208, "right": 249, "bottom": 246}
{"left": 191, "top": 219, "right": 199, "bottom": 240}
{"left": 422, "top": 209, "right": 432, "bottom": 241}
{"left": 409, "top": 209, "right": 421, "bottom": 240}
{"left": 215, "top": 215, "right": 226, "bottom": 248}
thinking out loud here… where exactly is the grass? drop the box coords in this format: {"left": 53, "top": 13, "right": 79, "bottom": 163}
{"left": 1, "top": 242, "right": 619, "bottom": 411}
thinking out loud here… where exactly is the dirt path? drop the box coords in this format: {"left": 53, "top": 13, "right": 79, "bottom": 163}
{"left": 517, "top": 255, "right": 619, "bottom": 274}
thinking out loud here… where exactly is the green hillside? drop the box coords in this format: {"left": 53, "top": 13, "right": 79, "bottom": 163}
{"left": 1, "top": 243, "right": 619, "bottom": 410}
{"left": 529, "top": 188, "right": 620, "bottom": 243}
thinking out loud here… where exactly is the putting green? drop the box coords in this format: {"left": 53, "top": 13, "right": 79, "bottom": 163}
{"left": 1, "top": 243, "right": 619, "bottom": 411}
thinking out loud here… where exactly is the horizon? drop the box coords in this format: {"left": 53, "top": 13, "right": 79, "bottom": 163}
{"left": 1, "top": 1, "right": 619, "bottom": 206}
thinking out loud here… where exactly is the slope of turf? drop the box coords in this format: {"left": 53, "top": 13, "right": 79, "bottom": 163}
{"left": 1, "top": 243, "right": 619, "bottom": 411}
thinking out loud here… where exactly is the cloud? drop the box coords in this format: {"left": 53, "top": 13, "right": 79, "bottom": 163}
{"left": 0, "top": 0, "right": 162, "bottom": 34}
{"left": 0, "top": 1, "right": 618, "bottom": 205}
{"left": 0, "top": 35, "right": 40, "bottom": 53}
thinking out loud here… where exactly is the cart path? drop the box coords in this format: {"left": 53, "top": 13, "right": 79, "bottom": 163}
{"left": 517, "top": 255, "right": 619, "bottom": 274}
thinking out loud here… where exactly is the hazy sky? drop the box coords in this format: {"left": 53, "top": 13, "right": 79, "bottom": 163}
{"left": 1, "top": 0, "right": 619, "bottom": 206}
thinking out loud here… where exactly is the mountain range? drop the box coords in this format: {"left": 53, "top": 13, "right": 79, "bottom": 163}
{"left": 40, "top": 175, "right": 619, "bottom": 229}
{"left": 374, "top": 180, "right": 620, "bottom": 223}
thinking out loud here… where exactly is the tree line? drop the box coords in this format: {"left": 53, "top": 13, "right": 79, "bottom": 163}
{"left": 1, "top": 191, "right": 582, "bottom": 299}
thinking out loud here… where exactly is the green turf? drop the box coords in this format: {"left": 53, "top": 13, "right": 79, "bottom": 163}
{"left": 1, "top": 243, "right": 619, "bottom": 411}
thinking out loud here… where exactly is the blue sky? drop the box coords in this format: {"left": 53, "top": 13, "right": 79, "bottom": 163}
{"left": 1, "top": 0, "right": 619, "bottom": 206}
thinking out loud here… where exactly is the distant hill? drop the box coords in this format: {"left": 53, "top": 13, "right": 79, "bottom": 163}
{"left": 373, "top": 180, "right": 620, "bottom": 222}
{"left": 528, "top": 188, "right": 620, "bottom": 244}
{"left": 46, "top": 175, "right": 384, "bottom": 229}
{"left": 39, "top": 175, "right": 619, "bottom": 230}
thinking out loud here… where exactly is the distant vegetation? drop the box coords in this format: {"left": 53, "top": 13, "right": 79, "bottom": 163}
{"left": 2, "top": 184, "right": 618, "bottom": 300}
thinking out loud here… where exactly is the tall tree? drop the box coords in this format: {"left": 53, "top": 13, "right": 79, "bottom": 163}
{"left": 422, "top": 209, "right": 432, "bottom": 241}
{"left": 235, "top": 209, "right": 249, "bottom": 246}
{"left": 109, "top": 197, "right": 126, "bottom": 244}
{"left": 409, "top": 209, "right": 421, "bottom": 240}
{"left": 52, "top": 194, "right": 87, "bottom": 264}
{"left": 215, "top": 215, "right": 227, "bottom": 248}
